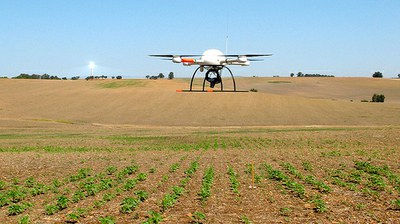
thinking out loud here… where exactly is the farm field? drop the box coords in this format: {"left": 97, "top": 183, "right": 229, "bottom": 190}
{"left": 0, "top": 125, "right": 399, "bottom": 223}
{"left": 0, "top": 77, "right": 399, "bottom": 223}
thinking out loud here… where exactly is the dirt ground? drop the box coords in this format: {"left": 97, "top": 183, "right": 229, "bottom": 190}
{"left": 0, "top": 124, "right": 399, "bottom": 223}
{"left": 0, "top": 78, "right": 399, "bottom": 223}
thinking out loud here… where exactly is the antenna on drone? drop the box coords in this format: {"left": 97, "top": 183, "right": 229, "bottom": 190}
{"left": 225, "top": 12, "right": 229, "bottom": 55}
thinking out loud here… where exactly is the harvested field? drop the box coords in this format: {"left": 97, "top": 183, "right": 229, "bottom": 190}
{"left": 0, "top": 78, "right": 399, "bottom": 223}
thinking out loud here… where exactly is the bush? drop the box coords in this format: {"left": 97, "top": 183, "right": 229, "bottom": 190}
{"left": 250, "top": 88, "right": 258, "bottom": 92}
{"left": 372, "top": 71, "right": 383, "bottom": 78}
{"left": 116, "top": 76, "right": 122, "bottom": 79}
{"left": 168, "top": 72, "right": 174, "bottom": 79}
{"left": 371, "top": 94, "right": 385, "bottom": 103}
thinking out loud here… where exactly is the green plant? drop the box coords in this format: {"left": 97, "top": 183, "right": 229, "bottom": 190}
{"left": 30, "top": 183, "right": 46, "bottom": 196}
{"left": 149, "top": 167, "right": 156, "bottom": 173}
{"left": 161, "top": 193, "right": 177, "bottom": 210}
{"left": 0, "top": 180, "right": 6, "bottom": 190}
{"left": 103, "top": 192, "right": 116, "bottom": 202}
{"left": 52, "top": 179, "right": 62, "bottom": 188}
{"left": 99, "top": 216, "right": 116, "bottom": 224}
{"left": 185, "top": 161, "right": 200, "bottom": 177}
{"left": 72, "top": 190, "right": 86, "bottom": 202}
{"left": 227, "top": 166, "right": 240, "bottom": 194}
{"left": 305, "top": 175, "right": 331, "bottom": 193}
{"left": 0, "top": 193, "right": 10, "bottom": 207}
{"left": 8, "top": 202, "right": 32, "bottom": 216}
{"left": 191, "top": 211, "right": 206, "bottom": 223}
{"left": 135, "top": 190, "right": 149, "bottom": 202}
{"left": 56, "top": 195, "right": 69, "bottom": 210}
{"left": 391, "top": 199, "right": 400, "bottom": 210}
{"left": 24, "top": 177, "right": 36, "bottom": 188}
{"left": 123, "top": 179, "right": 137, "bottom": 191}
{"left": 106, "top": 166, "right": 117, "bottom": 175}
{"left": 7, "top": 188, "right": 26, "bottom": 203}
{"left": 45, "top": 204, "right": 59, "bottom": 215}
{"left": 172, "top": 186, "right": 184, "bottom": 196}
{"left": 99, "top": 178, "right": 114, "bottom": 190}
{"left": 18, "top": 215, "right": 30, "bottom": 224}
{"left": 169, "top": 163, "right": 180, "bottom": 173}
{"left": 136, "top": 173, "right": 148, "bottom": 181}
{"left": 199, "top": 167, "right": 214, "bottom": 201}
{"left": 279, "top": 207, "right": 292, "bottom": 216}
{"left": 120, "top": 197, "right": 139, "bottom": 213}
{"left": 240, "top": 215, "right": 253, "bottom": 224}
{"left": 66, "top": 212, "right": 80, "bottom": 222}
{"left": 302, "top": 161, "right": 313, "bottom": 171}
{"left": 355, "top": 203, "right": 366, "bottom": 210}
{"left": 70, "top": 168, "right": 91, "bottom": 182}
{"left": 143, "top": 210, "right": 163, "bottom": 224}
{"left": 311, "top": 195, "right": 328, "bottom": 213}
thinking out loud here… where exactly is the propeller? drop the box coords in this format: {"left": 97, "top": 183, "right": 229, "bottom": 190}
{"left": 149, "top": 54, "right": 202, "bottom": 58}
{"left": 224, "top": 54, "right": 273, "bottom": 57}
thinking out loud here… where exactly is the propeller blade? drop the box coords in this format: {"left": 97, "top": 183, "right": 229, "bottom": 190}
{"left": 224, "top": 54, "right": 272, "bottom": 57}
{"left": 149, "top": 55, "right": 174, "bottom": 58}
{"left": 248, "top": 58, "right": 264, "bottom": 61}
{"left": 149, "top": 54, "right": 203, "bottom": 58}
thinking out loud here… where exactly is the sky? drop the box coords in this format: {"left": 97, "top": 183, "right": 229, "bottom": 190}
{"left": 0, "top": 0, "right": 399, "bottom": 78}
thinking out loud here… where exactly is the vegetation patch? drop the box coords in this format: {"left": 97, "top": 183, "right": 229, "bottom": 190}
{"left": 98, "top": 80, "right": 146, "bottom": 89}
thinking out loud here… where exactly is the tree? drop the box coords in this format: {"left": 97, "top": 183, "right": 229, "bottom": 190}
{"left": 116, "top": 76, "right": 122, "bottom": 79}
{"left": 290, "top": 73, "right": 294, "bottom": 77}
{"left": 168, "top": 72, "right": 174, "bottom": 80}
{"left": 372, "top": 93, "right": 385, "bottom": 102}
{"left": 372, "top": 71, "right": 383, "bottom": 78}
{"left": 158, "top": 73, "right": 164, "bottom": 79}
{"left": 145, "top": 75, "right": 150, "bottom": 79}
{"left": 296, "top": 72, "right": 304, "bottom": 77}
{"left": 398, "top": 74, "right": 400, "bottom": 79}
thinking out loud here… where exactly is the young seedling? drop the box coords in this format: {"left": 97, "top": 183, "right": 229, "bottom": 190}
{"left": 169, "top": 163, "right": 180, "bottom": 173}
{"left": 8, "top": 202, "right": 32, "bottom": 216}
{"left": 199, "top": 167, "right": 214, "bottom": 201}
{"left": 191, "top": 211, "right": 206, "bottom": 223}
{"left": 98, "top": 216, "right": 116, "bottom": 224}
{"left": 227, "top": 166, "right": 240, "bottom": 194}
{"left": 240, "top": 215, "right": 253, "bottom": 224}
{"left": 143, "top": 210, "right": 163, "bottom": 224}
{"left": 18, "top": 215, "right": 30, "bottom": 224}
{"left": 120, "top": 197, "right": 139, "bottom": 213}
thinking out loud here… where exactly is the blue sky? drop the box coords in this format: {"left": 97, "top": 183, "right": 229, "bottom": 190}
{"left": 0, "top": 0, "right": 399, "bottom": 78}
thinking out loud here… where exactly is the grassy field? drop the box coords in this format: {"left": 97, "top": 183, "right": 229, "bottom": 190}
{"left": 0, "top": 78, "right": 399, "bottom": 223}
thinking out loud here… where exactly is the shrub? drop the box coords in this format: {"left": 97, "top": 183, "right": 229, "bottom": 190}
{"left": 371, "top": 93, "right": 385, "bottom": 102}
{"left": 372, "top": 71, "right": 383, "bottom": 78}
{"left": 250, "top": 88, "right": 258, "bottom": 92}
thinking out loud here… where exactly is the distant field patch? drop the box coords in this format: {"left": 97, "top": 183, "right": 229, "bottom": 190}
{"left": 98, "top": 80, "right": 146, "bottom": 89}
{"left": 268, "top": 80, "right": 292, "bottom": 84}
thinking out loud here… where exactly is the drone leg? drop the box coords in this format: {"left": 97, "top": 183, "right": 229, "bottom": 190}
{"left": 202, "top": 74, "right": 207, "bottom": 91}
{"left": 220, "top": 75, "right": 223, "bottom": 91}
{"left": 189, "top": 67, "right": 201, "bottom": 91}
{"left": 225, "top": 66, "right": 236, "bottom": 92}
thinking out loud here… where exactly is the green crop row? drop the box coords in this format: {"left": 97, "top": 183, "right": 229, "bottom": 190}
{"left": 199, "top": 167, "right": 214, "bottom": 201}
{"left": 227, "top": 166, "right": 240, "bottom": 194}
{"left": 262, "top": 163, "right": 305, "bottom": 198}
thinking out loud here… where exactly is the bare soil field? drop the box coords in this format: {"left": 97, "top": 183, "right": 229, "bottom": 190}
{"left": 0, "top": 77, "right": 399, "bottom": 126}
{"left": 0, "top": 77, "right": 399, "bottom": 223}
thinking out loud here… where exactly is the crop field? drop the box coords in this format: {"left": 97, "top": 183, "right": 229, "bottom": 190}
{"left": 0, "top": 126, "right": 399, "bottom": 223}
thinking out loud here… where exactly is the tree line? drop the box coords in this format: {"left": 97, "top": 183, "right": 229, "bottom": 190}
{"left": 145, "top": 72, "right": 174, "bottom": 80}
{"left": 290, "top": 72, "right": 334, "bottom": 77}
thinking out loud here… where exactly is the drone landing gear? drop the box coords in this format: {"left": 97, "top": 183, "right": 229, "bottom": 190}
{"left": 188, "top": 66, "right": 242, "bottom": 92}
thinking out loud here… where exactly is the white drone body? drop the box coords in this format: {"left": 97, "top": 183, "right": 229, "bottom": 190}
{"left": 150, "top": 49, "right": 272, "bottom": 92}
